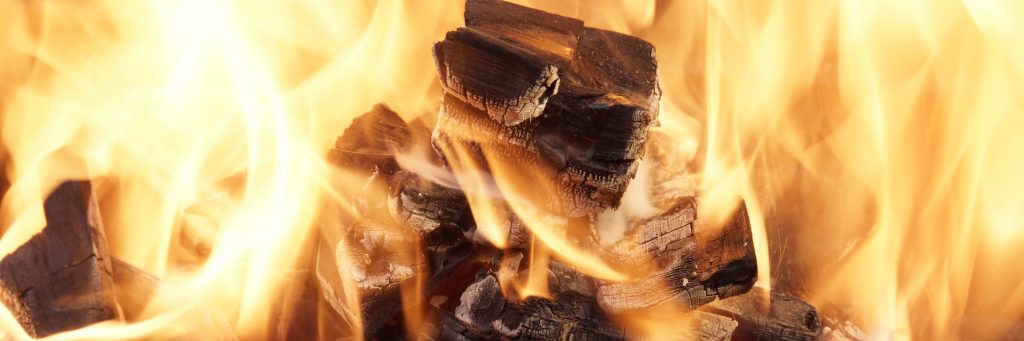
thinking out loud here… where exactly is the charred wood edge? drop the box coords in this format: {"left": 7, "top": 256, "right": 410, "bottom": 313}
{"left": 445, "top": 273, "right": 737, "bottom": 341}
{"left": 819, "top": 306, "right": 866, "bottom": 341}
{"left": 700, "top": 286, "right": 822, "bottom": 341}
{"left": 327, "top": 103, "right": 411, "bottom": 175}
{"left": 565, "top": 27, "right": 660, "bottom": 114}
{"left": 433, "top": 95, "right": 644, "bottom": 216}
{"left": 434, "top": 27, "right": 561, "bottom": 126}
{"left": 595, "top": 202, "right": 757, "bottom": 314}
{"left": 0, "top": 181, "right": 117, "bottom": 338}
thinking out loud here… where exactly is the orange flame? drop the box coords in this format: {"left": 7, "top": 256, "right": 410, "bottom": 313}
{"left": 0, "top": 0, "right": 1021, "bottom": 339}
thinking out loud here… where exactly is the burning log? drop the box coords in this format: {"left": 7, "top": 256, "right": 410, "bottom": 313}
{"left": 701, "top": 287, "right": 823, "bottom": 341}
{"left": 327, "top": 103, "right": 412, "bottom": 176}
{"left": 320, "top": 106, "right": 477, "bottom": 337}
{"left": 432, "top": 0, "right": 660, "bottom": 216}
{"left": 434, "top": 28, "right": 562, "bottom": 127}
{"left": 595, "top": 198, "right": 757, "bottom": 314}
{"left": 0, "top": 181, "right": 117, "bottom": 337}
{"left": 455, "top": 274, "right": 625, "bottom": 340}
{"left": 449, "top": 273, "right": 738, "bottom": 340}
{"left": 390, "top": 171, "right": 472, "bottom": 234}
{"left": 433, "top": 0, "right": 585, "bottom": 127}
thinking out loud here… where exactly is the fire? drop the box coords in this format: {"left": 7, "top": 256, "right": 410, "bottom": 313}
{"left": 0, "top": 0, "right": 1021, "bottom": 339}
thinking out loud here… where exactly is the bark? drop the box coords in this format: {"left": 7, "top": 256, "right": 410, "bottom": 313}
{"left": 701, "top": 287, "right": 822, "bottom": 341}
{"left": 0, "top": 181, "right": 117, "bottom": 337}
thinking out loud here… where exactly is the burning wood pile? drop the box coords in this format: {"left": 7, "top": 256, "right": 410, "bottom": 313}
{"left": 313, "top": 0, "right": 823, "bottom": 340}
{"left": 0, "top": 1, "right": 837, "bottom": 340}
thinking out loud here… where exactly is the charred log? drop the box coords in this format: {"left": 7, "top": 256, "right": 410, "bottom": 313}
{"left": 596, "top": 203, "right": 757, "bottom": 314}
{"left": 455, "top": 274, "right": 625, "bottom": 340}
{"left": 701, "top": 287, "right": 822, "bottom": 341}
{"left": 110, "top": 258, "right": 157, "bottom": 322}
{"left": 0, "top": 181, "right": 117, "bottom": 338}
{"left": 434, "top": 28, "right": 561, "bottom": 126}
{"left": 327, "top": 103, "right": 412, "bottom": 175}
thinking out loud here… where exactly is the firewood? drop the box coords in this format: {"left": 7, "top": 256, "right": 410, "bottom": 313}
{"left": 0, "top": 181, "right": 117, "bottom": 337}
{"left": 316, "top": 224, "right": 416, "bottom": 337}
{"left": 701, "top": 287, "right": 822, "bottom": 341}
{"left": 434, "top": 93, "right": 647, "bottom": 217}
{"left": 327, "top": 103, "right": 412, "bottom": 176}
{"left": 455, "top": 274, "right": 625, "bottom": 340}
{"left": 389, "top": 171, "right": 472, "bottom": 234}
{"left": 562, "top": 27, "right": 660, "bottom": 115}
{"left": 463, "top": 0, "right": 583, "bottom": 61}
{"left": 595, "top": 203, "right": 757, "bottom": 314}
{"left": 450, "top": 274, "right": 738, "bottom": 341}
{"left": 432, "top": 50, "right": 658, "bottom": 215}
{"left": 434, "top": 27, "right": 562, "bottom": 126}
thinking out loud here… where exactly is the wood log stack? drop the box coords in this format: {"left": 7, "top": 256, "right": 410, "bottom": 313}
{"left": 314, "top": 1, "right": 825, "bottom": 340}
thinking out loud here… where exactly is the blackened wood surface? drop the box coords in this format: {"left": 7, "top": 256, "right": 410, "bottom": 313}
{"left": 449, "top": 274, "right": 739, "bottom": 341}
{"left": 596, "top": 202, "right": 757, "bottom": 315}
{"left": 434, "top": 28, "right": 561, "bottom": 126}
{"left": 702, "top": 287, "right": 822, "bottom": 341}
{"left": 434, "top": 93, "right": 646, "bottom": 216}
{"left": 0, "top": 181, "right": 117, "bottom": 337}
{"left": 327, "top": 103, "right": 411, "bottom": 175}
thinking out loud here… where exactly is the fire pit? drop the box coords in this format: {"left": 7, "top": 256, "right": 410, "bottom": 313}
{"left": 0, "top": 0, "right": 1021, "bottom": 340}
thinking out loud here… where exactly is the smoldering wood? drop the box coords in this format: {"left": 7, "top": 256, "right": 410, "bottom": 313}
{"left": 434, "top": 27, "right": 562, "bottom": 126}
{"left": 701, "top": 287, "right": 822, "bottom": 341}
{"left": 820, "top": 313, "right": 866, "bottom": 341}
{"left": 433, "top": 93, "right": 647, "bottom": 216}
{"left": 315, "top": 225, "right": 415, "bottom": 337}
{"left": 389, "top": 171, "right": 473, "bottom": 234}
{"left": 563, "top": 27, "right": 661, "bottom": 114}
{"left": 327, "top": 103, "right": 412, "bottom": 175}
{"left": 463, "top": 0, "right": 583, "bottom": 61}
{"left": 449, "top": 273, "right": 739, "bottom": 341}
{"left": 0, "top": 181, "right": 117, "bottom": 338}
{"left": 596, "top": 203, "right": 757, "bottom": 314}
{"left": 455, "top": 274, "right": 626, "bottom": 340}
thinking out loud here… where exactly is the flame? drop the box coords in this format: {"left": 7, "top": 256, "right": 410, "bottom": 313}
{"left": 0, "top": 0, "right": 1021, "bottom": 339}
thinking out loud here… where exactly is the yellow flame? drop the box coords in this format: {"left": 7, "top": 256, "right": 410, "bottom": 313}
{"left": 0, "top": 0, "right": 1021, "bottom": 339}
